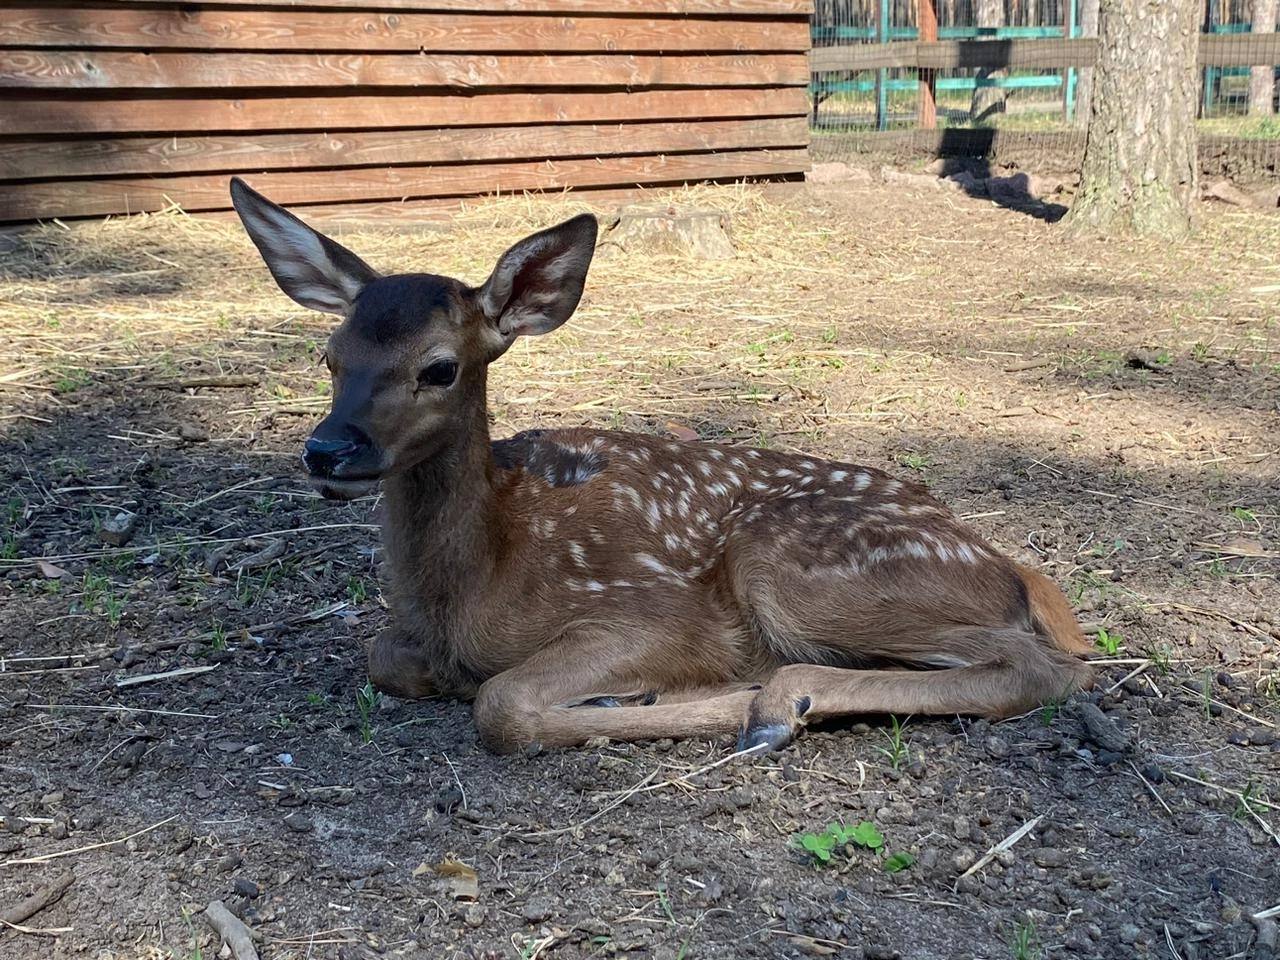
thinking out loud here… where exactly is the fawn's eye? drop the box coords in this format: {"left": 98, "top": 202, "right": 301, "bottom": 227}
{"left": 418, "top": 359, "right": 458, "bottom": 388}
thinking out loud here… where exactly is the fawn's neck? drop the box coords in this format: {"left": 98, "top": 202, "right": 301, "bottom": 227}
{"left": 379, "top": 399, "right": 503, "bottom": 635}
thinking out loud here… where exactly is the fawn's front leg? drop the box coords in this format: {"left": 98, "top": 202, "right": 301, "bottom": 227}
{"left": 367, "top": 627, "right": 437, "bottom": 699}
{"left": 471, "top": 631, "right": 759, "bottom": 753}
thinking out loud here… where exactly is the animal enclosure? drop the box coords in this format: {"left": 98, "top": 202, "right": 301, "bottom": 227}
{"left": 811, "top": 0, "right": 1280, "bottom": 178}
{"left": 0, "top": 0, "right": 812, "bottom": 223}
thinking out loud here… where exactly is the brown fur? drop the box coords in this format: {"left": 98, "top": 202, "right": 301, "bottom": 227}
{"left": 229, "top": 180, "right": 1095, "bottom": 754}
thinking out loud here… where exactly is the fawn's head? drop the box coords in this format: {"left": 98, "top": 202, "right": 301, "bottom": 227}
{"left": 230, "top": 178, "right": 598, "bottom": 500}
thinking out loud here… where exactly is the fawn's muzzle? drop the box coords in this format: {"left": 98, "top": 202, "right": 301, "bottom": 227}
{"left": 302, "top": 436, "right": 373, "bottom": 479}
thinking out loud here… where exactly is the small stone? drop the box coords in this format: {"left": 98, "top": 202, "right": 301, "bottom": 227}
{"left": 283, "top": 813, "right": 313, "bottom": 833}
{"left": 521, "top": 897, "right": 553, "bottom": 924}
{"left": 49, "top": 821, "right": 69, "bottom": 840}
{"left": 179, "top": 422, "right": 210, "bottom": 442}
{"left": 1119, "top": 924, "right": 1140, "bottom": 945}
{"left": 463, "top": 904, "right": 485, "bottom": 928}
{"left": 727, "top": 787, "right": 753, "bottom": 809}
{"left": 99, "top": 511, "right": 138, "bottom": 547}
{"left": 434, "top": 787, "right": 463, "bottom": 815}
{"left": 1032, "top": 848, "right": 1068, "bottom": 868}
{"left": 781, "top": 763, "right": 800, "bottom": 783}
{"left": 40, "top": 791, "right": 64, "bottom": 807}
{"left": 232, "top": 878, "right": 260, "bottom": 898}
{"left": 952, "top": 816, "right": 972, "bottom": 840}
{"left": 983, "top": 736, "right": 1010, "bottom": 759}
{"left": 1140, "top": 762, "right": 1165, "bottom": 784}
{"left": 1074, "top": 702, "right": 1131, "bottom": 754}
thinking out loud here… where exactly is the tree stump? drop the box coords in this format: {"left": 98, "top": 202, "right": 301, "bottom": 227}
{"left": 600, "top": 205, "right": 734, "bottom": 260}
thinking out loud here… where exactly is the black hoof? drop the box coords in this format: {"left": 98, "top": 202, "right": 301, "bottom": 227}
{"left": 736, "top": 721, "right": 794, "bottom": 754}
{"left": 577, "top": 695, "right": 622, "bottom": 708}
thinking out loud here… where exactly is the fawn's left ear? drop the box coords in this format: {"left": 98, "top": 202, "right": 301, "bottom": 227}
{"left": 230, "top": 177, "right": 380, "bottom": 316}
{"left": 478, "top": 213, "right": 598, "bottom": 343}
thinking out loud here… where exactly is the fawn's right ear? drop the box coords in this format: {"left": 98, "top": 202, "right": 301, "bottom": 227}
{"left": 230, "top": 177, "right": 379, "bottom": 316}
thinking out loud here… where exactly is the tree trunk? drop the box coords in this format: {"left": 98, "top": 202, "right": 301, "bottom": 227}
{"left": 1063, "top": 0, "right": 1199, "bottom": 238}
{"left": 970, "top": 0, "right": 1007, "bottom": 121}
{"left": 1074, "top": 0, "right": 1102, "bottom": 127}
{"left": 1251, "top": 0, "right": 1277, "bottom": 115}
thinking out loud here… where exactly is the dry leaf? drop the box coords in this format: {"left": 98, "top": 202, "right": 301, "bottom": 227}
{"left": 35, "top": 559, "right": 71, "bottom": 579}
{"left": 427, "top": 857, "right": 478, "bottom": 901}
{"left": 665, "top": 421, "right": 700, "bottom": 442}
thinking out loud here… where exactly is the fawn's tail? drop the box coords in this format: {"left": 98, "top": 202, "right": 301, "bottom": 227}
{"left": 1017, "top": 564, "right": 1093, "bottom": 657}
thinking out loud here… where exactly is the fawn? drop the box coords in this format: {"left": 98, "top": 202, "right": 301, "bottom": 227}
{"left": 230, "top": 178, "right": 1093, "bottom": 754}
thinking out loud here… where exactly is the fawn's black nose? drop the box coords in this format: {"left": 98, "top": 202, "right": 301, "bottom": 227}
{"left": 303, "top": 437, "right": 365, "bottom": 477}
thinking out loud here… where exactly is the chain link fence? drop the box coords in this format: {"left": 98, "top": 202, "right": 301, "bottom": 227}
{"left": 810, "top": 0, "right": 1280, "bottom": 182}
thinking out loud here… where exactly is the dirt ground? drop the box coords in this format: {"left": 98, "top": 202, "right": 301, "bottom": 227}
{"left": 1, "top": 179, "right": 1278, "bottom": 960}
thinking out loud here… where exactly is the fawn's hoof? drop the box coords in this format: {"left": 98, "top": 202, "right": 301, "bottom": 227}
{"left": 736, "top": 721, "right": 794, "bottom": 754}
{"left": 737, "top": 694, "right": 811, "bottom": 753}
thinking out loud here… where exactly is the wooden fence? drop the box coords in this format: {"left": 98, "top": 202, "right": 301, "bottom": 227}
{"left": 0, "top": 0, "right": 813, "bottom": 223}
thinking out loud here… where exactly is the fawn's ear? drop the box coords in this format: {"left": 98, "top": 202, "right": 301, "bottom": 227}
{"left": 230, "top": 177, "right": 379, "bottom": 316}
{"left": 478, "top": 213, "right": 598, "bottom": 342}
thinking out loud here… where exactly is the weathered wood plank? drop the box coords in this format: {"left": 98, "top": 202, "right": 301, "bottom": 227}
{"left": 811, "top": 38, "right": 1097, "bottom": 72}
{"left": 74, "top": 0, "right": 814, "bottom": 15}
{"left": 0, "top": 86, "right": 808, "bottom": 136}
{"left": 0, "top": 117, "right": 808, "bottom": 180}
{"left": 0, "top": 50, "right": 809, "bottom": 90}
{"left": 0, "top": 7, "right": 810, "bottom": 53}
{"left": 809, "top": 35, "right": 1272, "bottom": 74}
{"left": 0, "top": 148, "right": 810, "bottom": 221}
{"left": 1199, "top": 33, "right": 1280, "bottom": 67}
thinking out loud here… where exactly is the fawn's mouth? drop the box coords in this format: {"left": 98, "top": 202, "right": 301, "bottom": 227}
{"left": 309, "top": 475, "right": 380, "bottom": 501}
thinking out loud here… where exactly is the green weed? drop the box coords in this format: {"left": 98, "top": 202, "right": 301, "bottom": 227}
{"left": 346, "top": 575, "right": 369, "bottom": 605}
{"left": 1093, "top": 627, "right": 1122, "bottom": 656}
{"left": 1009, "top": 919, "right": 1042, "bottom": 960}
{"left": 356, "top": 681, "right": 381, "bottom": 744}
{"left": 876, "top": 714, "right": 909, "bottom": 771}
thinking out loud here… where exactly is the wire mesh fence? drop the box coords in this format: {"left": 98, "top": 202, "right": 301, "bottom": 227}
{"left": 810, "top": 0, "right": 1280, "bottom": 181}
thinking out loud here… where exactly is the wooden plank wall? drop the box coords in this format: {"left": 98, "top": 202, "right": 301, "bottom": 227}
{"left": 0, "top": 0, "right": 813, "bottom": 223}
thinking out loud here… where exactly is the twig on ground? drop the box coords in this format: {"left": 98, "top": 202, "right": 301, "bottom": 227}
{"left": 0, "top": 918, "right": 72, "bottom": 937}
{"left": 442, "top": 753, "right": 468, "bottom": 810}
{"left": 0, "top": 870, "right": 74, "bottom": 927}
{"left": 1127, "top": 761, "right": 1174, "bottom": 817}
{"left": 114, "top": 664, "right": 218, "bottom": 688}
{"left": 954, "top": 814, "right": 1043, "bottom": 888}
{"left": 3, "top": 815, "right": 177, "bottom": 866}
{"left": 204, "top": 900, "right": 260, "bottom": 960}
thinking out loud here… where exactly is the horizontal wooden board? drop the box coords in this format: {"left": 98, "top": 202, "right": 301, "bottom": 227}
{"left": 811, "top": 38, "right": 1097, "bottom": 72}
{"left": 71, "top": 0, "right": 815, "bottom": 15}
{"left": 1, "top": 86, "right": 807, "bottom": 136}
{"left": 273, "top": 180, "right": 805, "bottom": 223}
{"left": 0, "top": 7, "right": 809, "bottom": 54}
{"left": 1199, "top": 33, "right": 1280, "bottom": 67}
{"left": 0, "top": 117, "right": 808, "bottom": 180}
{"left": 809, "top": 35, "right": 1276, "bottom": 73}
{"left": 0, "top": 148, "right": 810, "bottom": 220}
{"left": 0, "top": 50, "right": 809, "bottom": 90}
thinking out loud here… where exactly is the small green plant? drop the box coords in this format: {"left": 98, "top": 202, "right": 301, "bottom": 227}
{"left": 1207, "top": 558, "right": 1228, "bottom": 578}
{"left": 305, "top": 691, "right": 327, "bottom": 707}
{"left": 356, "top": 681, "right": 381, "bottom": 743}
{"left": 1201, "top": 668, "right": 1215, "bottom": 719}
{"left": 883, "top": 851, "right": 916, "bottom": 873}
{"left": 1009, "top": 919, "right": 1041, "bottom": 960}
{"left": 253, "top": 493, "right": 278, "bottom": 515}
{"left": 1148, "top": 643, "right": 1173, "bottom": 676}
{"left": 1230, "top": 506, "right": 1257, "bottom": 524}
{"left": 346, "top": 575, "right": 368, "bottom": 605}
{"left": 821, "top": 326, "right": 839, "bottom": 344}
{"left": 271, "top": 713, "right": 294, "bottom": 732}
{"left": 876, "top": 714, "right": 909, "bottom": 771}
{"left": 1093, "top": 627, "right": 1122, "bottom": 656}
{"left": 795, "top": 820, "right": 884, "bottom": 864}
{"left": 52, "top": 367, "right": 91, "bottom": 394}
{"left": 1233, "top": 782, "right": 1266, "bottom": 820}
{"left": 209, "top": 620, "right": 228, "bottom": 652}
{"left": 899, "top": 453, "right": 929, "bottom": 472}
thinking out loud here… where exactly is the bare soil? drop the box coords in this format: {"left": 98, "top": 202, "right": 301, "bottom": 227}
{"left": 1, "top": 181, "right": 1278, "bottom": 960}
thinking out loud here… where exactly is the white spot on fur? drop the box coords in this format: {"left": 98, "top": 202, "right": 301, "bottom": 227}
{"left": 830, "top": 470, "right": 848, "bottom": 482}
{"left": 853, "top": 472, "right": 872, "bottom": 491}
